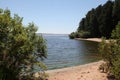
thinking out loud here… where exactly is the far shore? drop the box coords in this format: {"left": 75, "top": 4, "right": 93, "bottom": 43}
{"left": 75, "top": 38, "right": 103, "bottom": 42}
{"left": 44, "top": 60, "right": 108, "bottom": 80}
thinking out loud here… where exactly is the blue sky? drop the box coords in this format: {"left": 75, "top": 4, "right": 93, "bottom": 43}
{"left": 0, "top": 0, "right": 108, "bottom": 34}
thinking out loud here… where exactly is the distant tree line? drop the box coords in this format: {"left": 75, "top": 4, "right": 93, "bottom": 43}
{"left": 69, "top": 0, "right": 120, "bottom": 39}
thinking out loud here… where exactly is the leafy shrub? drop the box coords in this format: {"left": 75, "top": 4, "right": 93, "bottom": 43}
{"left": 78, "top": 31, "right": 91, "bottom": 38}
{"left": 0, "top": 9, "right": 47, "bottom": 80}
{"left": 69, "top": 32, "right": 76, "bottom": 39}
{"left": 69, "top": 31, "right": 91, "bottom": 39}
{"left": 99, "top": 21, "right": 120, "bottom": 80}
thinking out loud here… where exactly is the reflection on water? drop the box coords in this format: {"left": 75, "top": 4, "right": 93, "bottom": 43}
{"left": 42, "top": 34, "right": 100, "bottom": 70}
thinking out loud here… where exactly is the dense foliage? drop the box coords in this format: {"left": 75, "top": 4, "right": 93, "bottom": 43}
{"left": 99, "top": 21, "right": 120, "bottom": 80}
{"left": 0, "top": 9, "right": 47, "bottom": 80}
{"left": 69, "top": 0, "right": 120, "bottom": 39}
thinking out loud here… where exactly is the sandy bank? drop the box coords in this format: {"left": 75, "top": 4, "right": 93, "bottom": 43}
{"left": 46, "top": 61, "right": 108, "bottom": 80}
{"left": 75, "top": 38, "right": 103, "bottom": 42}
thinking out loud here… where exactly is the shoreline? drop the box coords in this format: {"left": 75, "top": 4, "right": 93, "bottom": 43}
{"left": 35, "top": 38, "right": 108, "bottom": 80}
{"left": 46, "top": 60, "right": 102, "bottom": 73}
{"left": 75, "top": 38, "right": 103, "bottom": 42}
{"left": 45, "top": 60, "right": 108, "bottom": 80}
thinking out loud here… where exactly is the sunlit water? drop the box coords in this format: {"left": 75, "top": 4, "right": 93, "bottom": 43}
{"left": 38, "top": 34, "right": 101, "bottom": 70}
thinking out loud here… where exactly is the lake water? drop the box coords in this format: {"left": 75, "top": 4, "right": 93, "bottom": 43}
{"left": 42, "top": 34, "right": 100, "bottom": 70}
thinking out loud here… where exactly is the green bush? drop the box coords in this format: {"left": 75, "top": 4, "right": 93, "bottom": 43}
{"left": 78, "top": 31, "right": 91, "bottom": 38}
{"left": 99, "top": 21, "right": 120, "bottom": 80}
{"left": 69, "top": 31, "right": 91, "bottom": 39}
{"left": 69, "top": 32, "right": 76, "bottom": 39}
{"left": 0, "top": 9, "right": 47, "bottom": 80}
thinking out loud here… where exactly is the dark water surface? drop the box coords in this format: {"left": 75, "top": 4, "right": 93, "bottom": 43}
{"left": 42, "top": 34, "right": 100, "bottom": 70}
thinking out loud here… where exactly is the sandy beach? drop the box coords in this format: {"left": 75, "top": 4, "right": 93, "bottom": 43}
{"left": 75, "top": 38, "right": 103, "bottom": 42}
{"left": 75, "top": 38, "right": 110, "bottom": 43}
{"left": 46, "top": 61, "right": 108, "bottom": 80}
{"left": 45, "top": 38, "right": 108, "bottom": 80}
{"left": 35, "top": 38, "right": 108, "bottom": 80}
